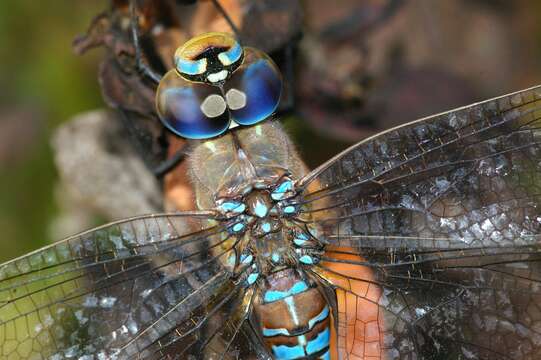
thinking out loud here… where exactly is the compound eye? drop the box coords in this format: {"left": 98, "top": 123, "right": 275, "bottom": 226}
{"left": 156, "top": 70, "right": 230, "bottom": 139}
{"left": 223, "top": 48, "right": 282, "bottom": 126}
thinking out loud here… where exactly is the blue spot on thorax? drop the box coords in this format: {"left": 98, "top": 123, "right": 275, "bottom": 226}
{"left": 247, "top": 273, "right": 259, "bottom": 285}
{"left": 271, "top": 180, "right": 293, "bottom": 200}
{"left": 261, "top": 222, "right": 271, "bottom": 233}
{"left": 231, "top": 222, "right": 245, "bottom": 233}
{"left": 240, "top": 254, "right": 253, "bottom": 265}
{"left": 283, "top": 205, "right": 296, "bottom": 214}
{"left": 218, "top": 201, "right": 246, "bottom": 213}
{"left": 254, "top": 201, "right": 268, "bottom": 217}
{"left": 226, "top": 254, "right": 236, "bottom": 267}
{"left": 299, "top": 255, "right": 314, "bottom": 265}
{"left": 293, "top": 232, "right": 310, "bottom": 246}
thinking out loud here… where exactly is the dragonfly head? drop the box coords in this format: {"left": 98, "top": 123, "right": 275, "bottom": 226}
{"left": 156, "top": 32, "right": 283, "bottom": 139}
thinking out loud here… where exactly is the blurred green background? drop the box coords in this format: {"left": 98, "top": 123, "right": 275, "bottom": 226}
{"left": 0, "top": 2, "right": 104, "bottom": 261}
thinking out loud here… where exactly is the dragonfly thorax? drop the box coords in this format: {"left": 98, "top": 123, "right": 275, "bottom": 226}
{"left": 214, "top": 176, "right": 324, "bottom": 281}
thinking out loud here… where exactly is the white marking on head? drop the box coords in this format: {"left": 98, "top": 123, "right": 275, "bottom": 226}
{"left": 196, "top": 59, "right": 208, "bottom": 74}
{"left": 218, "top": 52, "right": 233, "bottom": 65}
{"left": 225, "top": 88, "right": 247, "bottom": 110}
{"left": 200, "top": 94, "right": 227, "bottom": 118}
{"left": 207, "top": 70, "right": 229, "bottom": 83}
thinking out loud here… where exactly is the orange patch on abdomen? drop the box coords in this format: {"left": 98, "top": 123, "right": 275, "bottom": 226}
{"left": 319, "top": 246, "right": 385, "bottom": 360}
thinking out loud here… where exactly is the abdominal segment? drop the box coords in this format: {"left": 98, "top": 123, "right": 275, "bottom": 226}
{"left": 254, "top": 269, "right": 331, "bottom": 359}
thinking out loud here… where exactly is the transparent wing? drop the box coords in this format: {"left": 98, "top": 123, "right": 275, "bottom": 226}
{"left": 0, "top": 212, "right": 246, "bottom": 359}
{"left": 298, "top": 85, "right": 541, "bottom": 250}
{"left": 296, "top": 85, "right": 541, "bottom": 358}
{"left": 135, "top": 285, "right": 257, "bottom": 360}
{"left": 311, "top": 246, "right": 541, "bottom": 359}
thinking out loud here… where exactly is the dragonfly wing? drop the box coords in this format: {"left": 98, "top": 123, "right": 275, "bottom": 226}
{"left": 200, "top": 287, "right": 256, "bottom": 360}
{"left": 123, "top": 272, "right": 248, "bottom": 359}
{"left": 298, "top": 84, "right": 541, "bottom": 250}
{"left": 133, "top": 278, "right": 269, "bottom": 360}
{"left": 296, "top": 85, "right": 541, "bottom": 358}
{"left": 0, "top": 213, "right": 243, "bottom": 359}
{"left": 312, "top": 246, "right": 541, "bottom": 359}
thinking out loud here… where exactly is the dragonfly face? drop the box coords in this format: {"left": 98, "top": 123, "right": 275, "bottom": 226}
{"left": 2, "top": 32, "right": 541, "bottom": 360}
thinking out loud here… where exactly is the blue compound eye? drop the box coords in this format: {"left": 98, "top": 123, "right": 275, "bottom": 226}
{"left": 223, "top": 47, "right": 282, "bottom": 126}
{"left": 156, "top": 69, "right": 230, "bottom": 139}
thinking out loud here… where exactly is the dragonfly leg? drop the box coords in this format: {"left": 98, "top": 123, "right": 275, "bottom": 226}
{"left": 153, "top": 148, "right": 187, "bottom": 178}
{"left": 129, "top": 0, "right": 163, "bottom": 85}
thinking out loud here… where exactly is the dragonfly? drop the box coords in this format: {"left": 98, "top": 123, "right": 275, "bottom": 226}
{"left": 2, "top": 29, "right": 541, "bottom": 360}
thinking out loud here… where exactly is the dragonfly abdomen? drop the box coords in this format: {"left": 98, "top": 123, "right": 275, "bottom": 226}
{"left": 254, "top": 268, "right": 331, "bottom": 360}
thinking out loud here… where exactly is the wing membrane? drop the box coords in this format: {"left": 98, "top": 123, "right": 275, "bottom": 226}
{"left": 298, "top": 85, "right": 541, "bottom": 250}
{"left": 313, "top": 246, "right": 541, "bottom": 359}
{"left": 298, "top": 85, "right": 541, "bottom": 358}
{"left": 0, "top": 213, "right": 242, "bottom": 359}
{"left": 138, "top": 284, "right": 256, "bottom": 360}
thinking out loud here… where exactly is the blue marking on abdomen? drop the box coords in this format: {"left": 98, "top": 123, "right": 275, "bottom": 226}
{"left": 262, "top": 327, "right": 290, "bottom": 337}
{"left": 306, "top": 327, "right": 330, "bottom": 355}
{"left": 263, "top": 305, "right": 330, "bottom": 338}
{"left": 271, "top": 343, "right": 305, "bottom": 359}
{"left": 263, "top": 280, "right": 309, "bottom": 303}
{"left": 308, "top": 306, "right": 329, "bottom": 329}
{"left": 269, "top": 328, "right": 330, "bottom": 359}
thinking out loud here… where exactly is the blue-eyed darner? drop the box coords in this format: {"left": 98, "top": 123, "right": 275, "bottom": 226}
{"left": 2, "top": 26, "right": 541, "bottom": 360}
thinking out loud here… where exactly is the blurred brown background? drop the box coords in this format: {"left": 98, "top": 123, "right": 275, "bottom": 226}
{"left": 1, "top": 0, "right": 541, "bottom": 262}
